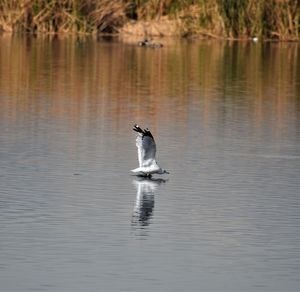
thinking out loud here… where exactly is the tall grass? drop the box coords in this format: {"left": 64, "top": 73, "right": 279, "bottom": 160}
{"left": 0, "top": 0, "right": 299, "bottom": 39}
{"left": 127, "top": 0, "right": 300, "bottom": 40}
{"left": 217, "top": 0, "right": 300, "bottom": 40}
{"left": 0, "top": 0, "right": 129, "bottom": 34}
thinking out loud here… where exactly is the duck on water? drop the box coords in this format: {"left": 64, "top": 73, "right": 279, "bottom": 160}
{"left": 138, "top": 39, "right": 163, "bottom": 48}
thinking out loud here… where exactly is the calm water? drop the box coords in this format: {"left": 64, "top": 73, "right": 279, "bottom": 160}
{"left": 0, "top": 35, "right": 300, "bottom": 291}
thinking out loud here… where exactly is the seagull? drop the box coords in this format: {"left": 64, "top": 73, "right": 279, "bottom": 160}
{"left": 131, "top": 124, "right": 169, "bottom": 177}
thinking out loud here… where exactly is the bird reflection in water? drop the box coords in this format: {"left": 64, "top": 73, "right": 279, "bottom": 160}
{"left": 132, "top": 177, "right": 166, "bottom": 227}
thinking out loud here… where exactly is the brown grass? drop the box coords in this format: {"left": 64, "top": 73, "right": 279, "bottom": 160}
{"left": 0, "top": 0, "right": 299, "bottom": 40}
{"left": 0, "top": 0, "right": 129, "bottom": 34}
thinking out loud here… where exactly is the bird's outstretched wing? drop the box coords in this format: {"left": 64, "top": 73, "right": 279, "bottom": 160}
{"left": 133, "top": 124, "right": 157, "bottom": 167}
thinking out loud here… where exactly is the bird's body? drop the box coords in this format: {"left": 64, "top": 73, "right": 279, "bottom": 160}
{"left": 138, "top": 39, "right": 163, "bottom": 48}
{"left": 138, "top": 39, "right": 151, "bottom": 47}
{"left": 131, "top": 163, "right": 161, "bottom": 176}
{"left": 131, "top": 124, "right": 169, "bottom": 177}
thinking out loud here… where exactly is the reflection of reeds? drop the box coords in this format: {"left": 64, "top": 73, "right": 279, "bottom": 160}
{"left": 0, "top": 36, "right": 299, "bottom": 128}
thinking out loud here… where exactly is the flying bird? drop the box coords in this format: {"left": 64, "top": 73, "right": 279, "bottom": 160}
{"left": 131, "top": 124, "right": 169, "bottom": 177}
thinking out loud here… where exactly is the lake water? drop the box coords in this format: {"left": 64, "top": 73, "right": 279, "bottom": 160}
{"left": 0, "top": 35, "right": 299, "bottom": 291}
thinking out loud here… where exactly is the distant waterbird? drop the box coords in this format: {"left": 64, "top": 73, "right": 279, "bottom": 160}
{"left": 138, "top": 38, "right": 151, "bottom": 47}
{"left": 138, "top": 39, "right": 163, "bottom": 48}
{"left": 131, "top": 124, "right": 169, "bottom": 177}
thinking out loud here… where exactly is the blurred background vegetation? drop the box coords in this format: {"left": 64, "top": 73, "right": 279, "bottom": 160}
{"left": 0, "top": 0, "right": 299, "bottom": 40}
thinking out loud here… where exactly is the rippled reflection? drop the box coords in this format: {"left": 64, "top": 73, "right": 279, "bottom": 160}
{"left": 132, "top": 177, "right": 166, "bottom": 227}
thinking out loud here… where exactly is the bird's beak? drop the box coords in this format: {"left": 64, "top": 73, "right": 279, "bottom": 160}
{"left": 165, "top": 171, "right": 170, "bottom": 174}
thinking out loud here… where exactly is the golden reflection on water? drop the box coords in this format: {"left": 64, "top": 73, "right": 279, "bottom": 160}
{"left": 0, "top": 35, "right": 299, "bottom": 134}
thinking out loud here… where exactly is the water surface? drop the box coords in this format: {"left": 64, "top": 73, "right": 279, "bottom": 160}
{"left": 0, "top": 36, "right": 299, "bottom": 291}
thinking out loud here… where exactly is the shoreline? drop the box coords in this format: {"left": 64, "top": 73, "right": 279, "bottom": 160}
{"left": 1, "top": 30, "right": 299, "bottom": 43}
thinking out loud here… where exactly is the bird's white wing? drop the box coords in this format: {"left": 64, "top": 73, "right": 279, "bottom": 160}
{"left": 133, "top": 125, "right": 157, "bottom": 168}
{"left": 136, "top": 135, "right": 143, "bottom": 167}
{"left": 136, "top": 135, "right": 156, "bottom": 167}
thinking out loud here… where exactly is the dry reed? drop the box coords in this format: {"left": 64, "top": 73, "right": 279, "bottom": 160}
{"left": 0, "top": 0, "right": 299, "bottom": 40}
{"left": 0, "top": 0, "right": 129, "bottom": 34}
